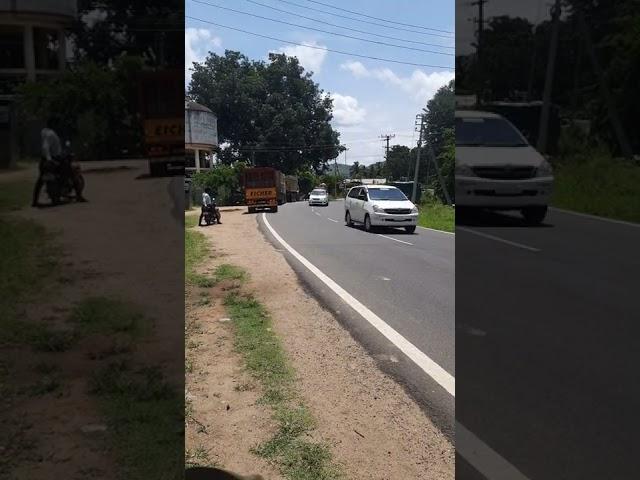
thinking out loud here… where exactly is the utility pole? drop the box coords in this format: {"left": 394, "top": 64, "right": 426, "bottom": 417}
{"left": 411, "top": 115, "right": 424, "bottom": 203}
{"left": 537, "top": 0, "right": 562, "bottom": 154}
{"left": 471, "top": 0, "right": 487, "bottom": 102}
{"left": 380, "top": 134, "right": 395, "bottom": 162}
{"left": 334, "top": 156, "right": 339, "bottom": 197}
{"left": 577, "top": 8, "right": 633, "bottom": 159}
{"left": 414, "top": 114, "right": 452, "bottom": 205}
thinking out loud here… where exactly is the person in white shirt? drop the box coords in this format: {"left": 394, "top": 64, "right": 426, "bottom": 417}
{"left": 32, "top": 118, "right": 87, "bottom": 206}
{"left": 199, "top": 188, "right": 221, "bottom": 226}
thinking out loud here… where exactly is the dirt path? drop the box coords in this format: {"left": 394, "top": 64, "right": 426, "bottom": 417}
{"left": 1, "top": 161, "right": 183, "bottom": 479}
{"left": 194, "top": 207, "right": 454, "bottom": 479}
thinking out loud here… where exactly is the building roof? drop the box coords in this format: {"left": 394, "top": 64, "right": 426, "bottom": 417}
{"left": 185, "top": 100, "right": 213, "bottom": 113}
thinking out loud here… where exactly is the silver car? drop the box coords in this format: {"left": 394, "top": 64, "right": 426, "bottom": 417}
{"left": 308, "top": 188, "right": 329, "bottom": 206}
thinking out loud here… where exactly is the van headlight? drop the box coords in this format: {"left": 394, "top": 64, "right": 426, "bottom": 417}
{"left": 455, "top": 163, "right": 474, "bottom": 176}
{"left": 372, "top": 205, "right": 385, "bottom": 213}
{"left": 536, "top": 160, "right": 553, "bottom": 177}
{"left": 411, "top": 206, "right": 419, "bottom": 214}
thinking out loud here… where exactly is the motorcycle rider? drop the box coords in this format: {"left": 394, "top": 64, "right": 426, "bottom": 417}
{"left": 32, "top": 117, "right": 87, "bottom": 207}
{"left": 199, "top": 187, "right": 221, "bottom": 226}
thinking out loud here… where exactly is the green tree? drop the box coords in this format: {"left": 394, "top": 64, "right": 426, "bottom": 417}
{"left": 423, "top": 79, "right": 455, "bottom": 158}
{"left": 189, "top": 51, "right": 342, "bottom": 173}
{"left": 350, "top": 161, "right": 362, "bottom": 178}
{"left": 17, "top": 57, "right": 143, "bottom": 160}
{"left": 433, "top": 128, "right": 455, "bottom": 204}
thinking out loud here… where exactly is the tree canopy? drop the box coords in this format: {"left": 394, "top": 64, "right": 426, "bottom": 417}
{"left": 188, "top": 51, "right": 343, "bottom": 174}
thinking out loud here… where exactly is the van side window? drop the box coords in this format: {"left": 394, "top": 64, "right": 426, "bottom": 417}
{"left": 348, "top": 188, "right": 360, "bottom": 199}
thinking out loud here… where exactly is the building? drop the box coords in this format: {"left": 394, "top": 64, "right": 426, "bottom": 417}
{"left": 185, "top": 99, "right": 218, "bottom": 174}
{"left": 0, "top": 0, "right": 77, "bottom": 168}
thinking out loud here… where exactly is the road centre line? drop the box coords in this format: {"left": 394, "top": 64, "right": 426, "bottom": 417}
{"left": 261, "top": 213, "right": 454, "bottom": 396}
{"left": 327, "top": 218, "right": 339, "bottom": 223}
{"left": 457, "top": 423, "right": 532, "bottom": 480}
{"left": 457, "top": 227, "right": 540, "bottom": 252}
{"left": 377, "top": 233, "right": 414, "bottom": 246}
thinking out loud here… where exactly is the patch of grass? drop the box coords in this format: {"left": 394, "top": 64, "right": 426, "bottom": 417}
{"left": 0, "top": 217, "right": 60, "bottom": 347}
{"left": 70, "top": 297, "right": 149, "bottom": 338}
{"left": 185, "top": 215, "right": 199, "bottom": 229}
{"left": 551, "top": 154, "right": 640, "bottom": 223}
{"left": 89, "top": 361, "right": 184, "bottom": 480}
{"left": 185, "top": 445, "right": 213, "bottom": 468}
{"left": 224, "top": 292, "right": 341, "bottom": 479}
{"left": 0, "top": 180, "right": 32, "bottom": 212}
{"left": 27, "top": 375, "right": 61, "bottom": 396}
{"left": 215, "top": 264, "right": 247, "bottom": 283}
{"left": 418, "top": 200, "right": 455, "bottom": 232}
{"left": 185, "top": 226, "right": 209, "bottom": 285}
{"left": 192, "top": 274, "right": 216, "bottom": 288}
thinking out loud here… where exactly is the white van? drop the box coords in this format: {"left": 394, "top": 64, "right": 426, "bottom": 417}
{"left": 344, "top": 185, "right": 419, "bottom": 233}
{"left": 455, "top": 110, "right": 554, "bottom": 225}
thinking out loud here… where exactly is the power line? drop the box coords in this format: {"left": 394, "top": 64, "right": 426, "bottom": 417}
{"left": 243, "top": 0, "right": 454, "bottom": 49}
{"left": 269, "top": 0, "right": 454, "bottom": 38}
{"left": 185, "top": 16, "right": 454, "bottom": 69}
{"left": 301, "top": 0, "right": 454, "bottom": 34}
{"left": 193, "top": 0, "right": 454, "bottom": 56}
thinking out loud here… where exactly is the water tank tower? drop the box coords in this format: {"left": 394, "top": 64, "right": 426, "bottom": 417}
{"left": 185, "top": 99, "right": 218, "bottom": 173}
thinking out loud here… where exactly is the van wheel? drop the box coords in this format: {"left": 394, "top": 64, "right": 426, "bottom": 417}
{"left": 364, "top": 214, "right": 373, "bottom": 232}
{"left": 405, "top": 226, "right": 416, "bottom": 234}
{"left": 272, "top": 206, "right": 278, "bottom": 213}
{"left": 522, "top": 206, "right": 547, "bottom": 225}
{"left": 345, "top": 211, "right": 353, "bottom": 227}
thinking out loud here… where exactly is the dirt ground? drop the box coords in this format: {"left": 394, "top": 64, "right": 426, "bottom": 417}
{"left": 190, "top": 207, "right": 454, "bottom": 480}
{"left": 1, "top": 161, "right": 183, "bottom": 479}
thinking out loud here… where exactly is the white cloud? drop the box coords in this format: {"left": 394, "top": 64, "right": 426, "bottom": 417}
{"left": 185, "top": 28, "right": 222, "bottom": 84}
{"left": 329, "top": 93, "right": 367, "bottom": 127}
{"left": 339, "top": 61, "right": 454, "bottom": 103}
{"left": 274, "top": 41, "right": 327, "bottom": 74}
{"left": 340, "top": 61, "right": 370, "bottom": 78}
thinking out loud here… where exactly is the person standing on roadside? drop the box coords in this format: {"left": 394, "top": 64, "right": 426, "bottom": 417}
{"left": 32, "top": 117, "right": 87, "bottom": 207}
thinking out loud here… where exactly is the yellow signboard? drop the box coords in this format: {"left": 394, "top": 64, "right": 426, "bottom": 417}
{"left": 246, "top": 188, "right": 276, "bottom": 198}
{"left": 144, "top": 118, "right": 184, "bottom": 143}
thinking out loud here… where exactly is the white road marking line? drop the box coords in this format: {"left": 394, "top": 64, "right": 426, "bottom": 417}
{"left": 377, "top": 234, "right": 414, "bottom": 246}
{"left": 261, "top": 213, "right": 454, "bottom": 396}
{"left": 314, "top": 211, "right": 321, "bottom": 217}
{"left": 550, "top": 207, "right": 640, "bottom": 228}
{"left": 327, "top": 218, "right": 339, "bottom": 223}
{"left": 418, "top": 225, "right": 455, "bottom": 235}
{"left": 457, "top": 423, "right": 532, "bottom": 480}
{"left": 458, "top": 227, "right": 540, "bottom": 252}
{"left": 263, "top": 212, "right": 527, "bottom": 480}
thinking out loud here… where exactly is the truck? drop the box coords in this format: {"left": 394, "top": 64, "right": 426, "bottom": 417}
{"left": 138, "top": 70, "right": 184, "bottom": 176}
{"left": 243, "top": 167, "right": 287, "bottom": 213}
{"left": 285, "top": 175, "right": 300, "bottom": 202}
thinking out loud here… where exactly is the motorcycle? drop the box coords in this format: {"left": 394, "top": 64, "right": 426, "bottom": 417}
{"left": 202, "top": 203, "right": 221, "bottom": 225}
{"left": 43, "top": 141, "right": 85, "bottom": 205}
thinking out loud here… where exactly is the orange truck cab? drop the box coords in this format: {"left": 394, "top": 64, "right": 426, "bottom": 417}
{"left": 243, "top": 167, "right": 286, "bottom": 213}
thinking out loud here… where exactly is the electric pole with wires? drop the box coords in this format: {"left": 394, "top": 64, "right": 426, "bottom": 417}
{"left": 411, "top": 116, "right": 424, "bottom": 203}
{"left": 380, "top": 134, "right": 395, "bottom": 164}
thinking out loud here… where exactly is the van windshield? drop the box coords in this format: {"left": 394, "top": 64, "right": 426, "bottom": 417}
{"left": 368, "top": 188, "right": 407, "bottom": 201}
{"left": 311, "top": 189, "right": 326, "bottom": 195}
{"left": 456, "top": 117, "right": 528, "bottom": 147}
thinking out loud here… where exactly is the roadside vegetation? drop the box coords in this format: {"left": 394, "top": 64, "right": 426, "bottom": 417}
{"left": 551, "top": 148, "right": 640, "bottom": 223}
{"left": 184, "top": 217, "right": 340, "bottom": 478}
{"left": 418, "top": 199, "right": 455, "bottom": 232}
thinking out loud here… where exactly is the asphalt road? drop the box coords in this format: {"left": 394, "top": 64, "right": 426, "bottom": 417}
{"left": 456, "top": 208, "right": 640, "bottom": 479}
{"left": 258, "top": 200, "right": 456, "bottom": 434}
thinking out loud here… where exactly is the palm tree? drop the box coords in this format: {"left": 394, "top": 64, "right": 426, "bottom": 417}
{"left": 350, "top": 161, "right": 362, "bottom": 178}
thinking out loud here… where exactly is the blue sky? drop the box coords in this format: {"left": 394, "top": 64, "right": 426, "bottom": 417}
{"left": 185, "top": 0, "right": 455, "bottom": 166}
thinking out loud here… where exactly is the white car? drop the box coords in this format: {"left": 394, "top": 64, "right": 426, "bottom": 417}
{"left": 308, "top": 188, "right": 329, "bottom": 206}
{"left": 455, "top": 110, "right": 554, "bottom": 225}
{"left": 344, "top": 185, "right": 419, "bottom": 233}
